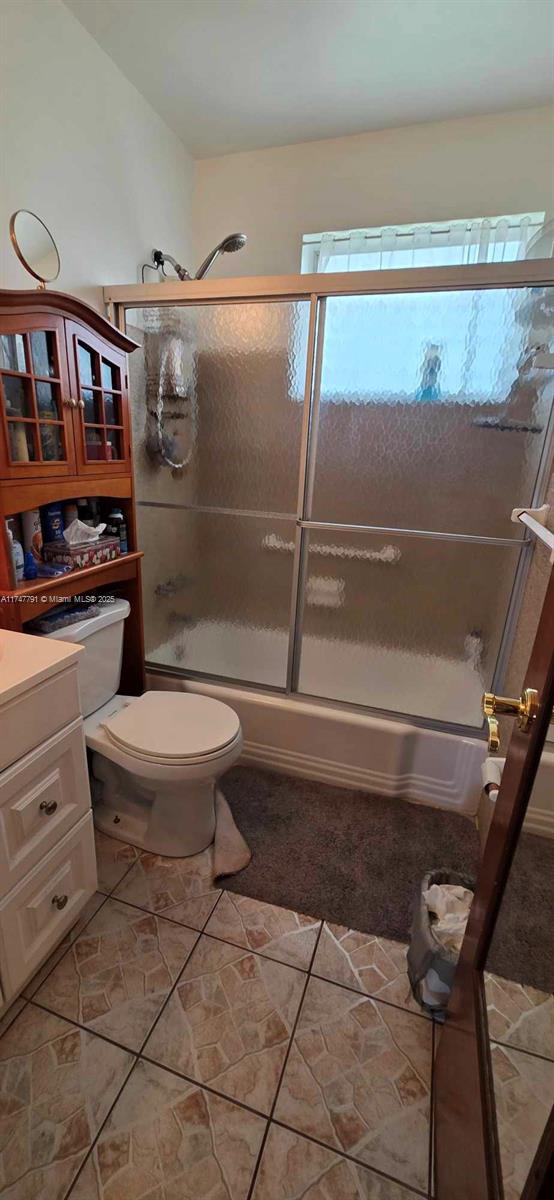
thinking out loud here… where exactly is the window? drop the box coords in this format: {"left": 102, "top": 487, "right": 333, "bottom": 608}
{"left": 301, "top": 214, "right": 546, "bottom": 274}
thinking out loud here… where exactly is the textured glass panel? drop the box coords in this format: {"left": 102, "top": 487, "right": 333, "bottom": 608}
{"left": 297, "top": 528, "right": 520, "bottom": 725}
{"left": 8, "top": 423, "right": 36, "bottom": 462}
{"left": 30, "top": 331, "right": 56, "bottom": 377}
{"left": 1, "top": 374, "right": 32, "bottom": 417}
{"left": 35, "top": 381, "right": 59, "bottom": 418}
{"left": 0, "top": 334, "right": 26, "bottom": 372}
{"left": 312, "top": 288, "right": 554, "bottom": 537}
{"left": 138, "top": 506, "right": 295, "bottom": 686}
{"left": 40, "top": 423, "right": 63, "bottom": 460}
{"left": 126, "top": 302, "right": 309, "bottom": 513}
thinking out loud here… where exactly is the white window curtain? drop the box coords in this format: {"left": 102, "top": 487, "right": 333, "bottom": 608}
{"left": 301, "top": 214, "right": 547, "bottom": 274}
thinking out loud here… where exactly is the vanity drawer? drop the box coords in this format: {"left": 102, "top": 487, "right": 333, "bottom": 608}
{"left": 0, "top": 663, "right": 81, "bottom": 771}
{"left": 0, "top": 718, "right": 91, "bottom": 893}
{"left": 0, "top": 812, "right": 96, "bottom": 999}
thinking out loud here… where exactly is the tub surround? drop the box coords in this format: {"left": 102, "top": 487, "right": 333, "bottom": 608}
{"left": 0, "top": 628, "right": 96, "bottom": 1014}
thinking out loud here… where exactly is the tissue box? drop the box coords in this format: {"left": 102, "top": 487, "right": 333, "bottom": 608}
{"left": 42, "top": 536, "right": 121, "bottom": 569}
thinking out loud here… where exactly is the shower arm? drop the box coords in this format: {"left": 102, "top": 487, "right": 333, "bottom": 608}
{"left": 151, "top": 249, "right": 192, "bottom": 281}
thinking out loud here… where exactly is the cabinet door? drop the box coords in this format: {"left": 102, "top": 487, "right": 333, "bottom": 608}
{"left": 0, "top": 314, "right": 76, "bottom": 478}
{"left": 65, "top": 320, "right": 131, "bottom": 475}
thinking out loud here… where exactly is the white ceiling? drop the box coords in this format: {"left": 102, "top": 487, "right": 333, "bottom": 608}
{"left": 64, "top": 0, "right": 554, "bottom": 158}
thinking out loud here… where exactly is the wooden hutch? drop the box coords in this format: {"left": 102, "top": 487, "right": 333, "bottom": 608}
{"left": 0, "top": 289, "right": 144, "bottom": 695}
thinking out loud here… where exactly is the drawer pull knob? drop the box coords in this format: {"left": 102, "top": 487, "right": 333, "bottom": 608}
{"left": 52, "top": 893, "right": 68, "bottom": 910}
{"left": 40, "top": 799, "right": 58, "bottom": 816}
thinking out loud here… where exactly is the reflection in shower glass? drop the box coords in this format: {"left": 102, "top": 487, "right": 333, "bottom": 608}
{"left": 127, "top": 301, "right": 310, "bottom": 514}
{"left": 297, "top": 528, "right": 520, "bottom": 725}
{"left": 137, "top": 506, "right": 296, "bottom": 687}
{"left": 311, "top": 288, "right": 554, "bottom": 537}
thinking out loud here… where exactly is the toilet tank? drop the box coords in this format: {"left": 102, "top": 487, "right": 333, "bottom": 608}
{"left": 44, "top": 598, "right": 130, "bottom": 717}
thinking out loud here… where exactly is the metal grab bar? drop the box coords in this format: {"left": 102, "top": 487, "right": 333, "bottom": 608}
{"left": 261, "top": 532, "right": 401, "bottom": 563}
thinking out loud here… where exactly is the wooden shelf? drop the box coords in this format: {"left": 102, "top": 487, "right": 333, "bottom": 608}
{"left": 1, "top": 473, "right": 133, "bottom": 516}
{"left": 1, "top": 551, "right": 143, "bottom": 624}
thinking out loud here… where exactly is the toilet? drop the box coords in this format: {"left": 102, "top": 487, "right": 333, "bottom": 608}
{"left": 45, "top": 598, "right": 243, "bottom": 856}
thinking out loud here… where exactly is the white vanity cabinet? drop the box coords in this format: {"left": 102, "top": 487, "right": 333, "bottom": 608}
{"left": 0, "top": 629, "right": 96, "bottom": 1005}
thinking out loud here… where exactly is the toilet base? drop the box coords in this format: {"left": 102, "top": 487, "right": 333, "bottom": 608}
{"left": 91, "top": 752, "right": 218, "bottom": 858}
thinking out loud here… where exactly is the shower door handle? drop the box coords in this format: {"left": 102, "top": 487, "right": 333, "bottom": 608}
{"left": 482, "top": 687, "right": 539, "bottom": 751}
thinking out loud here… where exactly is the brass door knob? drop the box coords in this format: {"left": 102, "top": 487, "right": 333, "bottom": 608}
{"left": 51, "top": 893, "right": 68, "bottom": 910}
{"left": 482, "top": 687, "right": 539, "bottom": 752}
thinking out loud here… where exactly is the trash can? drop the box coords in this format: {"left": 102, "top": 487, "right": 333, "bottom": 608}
{"left": 407, "top": 868, "right": 475, "bottom": 1019}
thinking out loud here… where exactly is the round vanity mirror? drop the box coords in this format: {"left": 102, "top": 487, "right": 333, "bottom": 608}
{"left": 9, "top": 210, "right": 61, "bottom": 286}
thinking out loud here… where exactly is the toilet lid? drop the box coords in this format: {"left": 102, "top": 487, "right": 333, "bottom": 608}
{"left": 102, "top": 691, "right": 241, "bottom": 761}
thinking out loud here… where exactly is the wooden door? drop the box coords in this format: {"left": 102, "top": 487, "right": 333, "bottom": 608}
{"left": 434, "top": 567, "right": 554, "bottom": 1199}
{"left": 65, "top": 320, "right": 131, "bottom": 476}
{"left": 0, "top": 313, "right": 76, "bottom": 478}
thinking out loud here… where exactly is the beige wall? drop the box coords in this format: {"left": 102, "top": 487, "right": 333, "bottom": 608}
{"left": 192, "top": 107, "right": 554, "bottom": 278}
{"left": 0, "top": 0, "right": 193, "bottom": 310}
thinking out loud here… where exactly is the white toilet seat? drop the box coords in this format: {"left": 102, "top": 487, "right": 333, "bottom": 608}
{"left": 101, "top": 690, "right": 241, "bottom": 766}
{"left": 86, "top": 691, "right": 242, "bottom": 772}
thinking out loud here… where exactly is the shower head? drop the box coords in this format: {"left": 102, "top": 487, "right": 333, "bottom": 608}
{"left": 195, "top": 232, "right": 247, "bottom": 279}
{"left": 146, "top": 233, "right": 247, "bottom": 284}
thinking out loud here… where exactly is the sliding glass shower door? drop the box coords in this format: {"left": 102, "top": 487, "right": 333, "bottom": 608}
{"left": 127, "top": 300, "right": 310, "bottom": 687}
{"left": 297, "top": 285, "right": 554, "bottom": 724}
{"left": 124, "top": 273, "right": 554, "bottom": 729}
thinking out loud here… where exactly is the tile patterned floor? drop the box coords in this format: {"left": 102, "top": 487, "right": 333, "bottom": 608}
{"left": 0, "top": 1003, "right": 132, "bottom": 1200}
{"left": 1, "top": 829, "right": 551, "bottom": 1199}
{"left": 312, "top": 922, "right": 423, "bottom": 1016}
{"left": 274, "top": 975, "right": 432, "bottom": 1192}
{"left": 113, "top": 845, "right": 221, "bottom": 929}
{"left": 251, "top": 1123, "right": 419, "bottom": 1199}
{"left": 491, "top": 1042, "right": 554, "bottom": 1200}
{"left": 485, "top": 970, "right": 554, "bottom": 1060}
{"left": 205, "top": 891, "right": 320, "bottom": 970}
{"left": 33, "top": 899, "right": 198, "bottom": 1051}
{"left": 67, "top": 1058, "right": 265, "bottom": 1200}
{"left": 144, "top": 934, "right": 306, "bottom": 1113}
{"left": 93, "top": 830, "right": 140, "bottom": 894}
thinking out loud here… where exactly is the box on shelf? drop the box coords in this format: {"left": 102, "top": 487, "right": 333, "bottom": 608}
{"left": 42, "top": 536, "right": 121, "bottom": 570}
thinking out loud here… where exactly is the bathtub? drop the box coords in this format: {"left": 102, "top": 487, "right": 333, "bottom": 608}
{"left": 146, "top": 669, "right": 487, "bottom": 815}
{"left": 146, "top": 670, "right": 554, "bottom": 828}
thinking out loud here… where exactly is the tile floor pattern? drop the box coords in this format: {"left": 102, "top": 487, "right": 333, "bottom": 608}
{"left": 485, "top": 970, "right": 554, "bottom": 1060}
{"left": 491, "top": 1042, "right": 554, "bottom": 1200}
{"left": 312, "top": 922, "right": 423, "bottom": 1017}
{"left": 0, "top": 830, "right": 551, "bottom": 1199}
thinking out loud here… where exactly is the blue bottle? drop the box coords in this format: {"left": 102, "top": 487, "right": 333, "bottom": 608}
{"left": 40, "top": 502, "right": 64, "bottom": 543}
{"left": 24, "top": 551, "right": 38, "bottom": 580}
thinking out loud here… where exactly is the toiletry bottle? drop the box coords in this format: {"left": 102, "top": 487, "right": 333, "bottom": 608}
{"left": 89, "top": 498, "right": 101, "bottom": 526}
{"left": 77, "top": 497, "right": 94, "bottom": 527}
{"left": 24, "top": 551, "right": 38, "bottom": 580}
{"left": 106, "top": 507, "right": 128, "bottom": 553}
{"left": 8, "top": 523, "right": 24, "bottom": 583}
{"left": 63, "top": 502, "right": 78, "bottom": 528}
{"left": 5, "top": 526, "right": 16, "bottom": 586}
{"left": 22, "top": 508, "right": 43, "bottom": 561}
{"left": 40, "top": 502, "right": 64, "bottom": 543}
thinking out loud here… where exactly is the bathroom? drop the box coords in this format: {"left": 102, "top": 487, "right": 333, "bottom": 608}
{"left": 0, "top": 1, "right": 553, "bottom": 1197}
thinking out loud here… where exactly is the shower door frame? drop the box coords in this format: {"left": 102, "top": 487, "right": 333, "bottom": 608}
{"left": 106, "top": 258, "right": 554, "bottom": 735}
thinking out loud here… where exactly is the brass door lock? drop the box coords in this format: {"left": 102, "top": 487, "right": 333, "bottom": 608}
{"left": 482, "top": 688, "right": 539, "bottom": 752}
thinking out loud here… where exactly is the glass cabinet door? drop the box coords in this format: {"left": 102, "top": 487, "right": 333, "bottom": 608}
{"left": 66, "top": 320, "right": 130, "bottom": 474}
{"left": 0, "top": 315, "right": 76, "bottom": 477}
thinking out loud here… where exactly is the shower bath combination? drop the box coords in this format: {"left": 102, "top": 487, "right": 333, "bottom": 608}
{"left": 143, "top": 233, "right": 247, "bottom": 282}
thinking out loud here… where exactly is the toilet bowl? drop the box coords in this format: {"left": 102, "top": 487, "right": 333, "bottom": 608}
{"left": 44, "top": 599, "right": 243, "bottom": 856}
